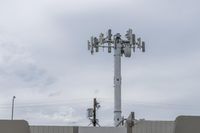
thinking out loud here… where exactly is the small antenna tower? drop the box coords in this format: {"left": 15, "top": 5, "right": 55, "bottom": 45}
{"left": 87, "top": 98, "right": 101, "bottom": 127}
{"left": 87, "top": 29, "right": 145, "bottom": 126}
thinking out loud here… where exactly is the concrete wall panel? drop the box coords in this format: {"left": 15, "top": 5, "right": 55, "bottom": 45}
{"left": 175, "top": 116, "right": 200, "bottom": 133}
{"left": 132, "top": 121, "right": 174, "bottom": 133}
{"left": 0, "top": 120, "right": 30, "bottom": 133}
{"left": 79, "top": 127, "right": 126, "bottom": 133}
{"left": 30, "top": 126, "right": 74, "bottom": 133}
{"left": 30, "top": 121, "right": 174, "bottom": 133}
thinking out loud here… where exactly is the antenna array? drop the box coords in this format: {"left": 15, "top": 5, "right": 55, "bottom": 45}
{"left": 88, "top": 29, "right": 145, "bottom": 56}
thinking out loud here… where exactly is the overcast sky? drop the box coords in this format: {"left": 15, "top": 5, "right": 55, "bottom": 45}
{"left": 0, "top": 0, "right": 200, "bottom": 126}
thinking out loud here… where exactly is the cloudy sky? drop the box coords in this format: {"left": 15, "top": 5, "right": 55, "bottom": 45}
{"left": 0, "top": 0, "right": 200, "bottom": 126}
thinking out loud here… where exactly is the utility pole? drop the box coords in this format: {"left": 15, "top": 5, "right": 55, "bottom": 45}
{"left": 87, "top": 98, "right": 100, "bottom": 127}
{"left": 11, "top": 96, "right": 16, "bottom": 120}
{"left": 87, "top": 29, "right": 145, "bottom": 126}
{"left": 93, "top": 98, "right": 97, "bottom": 127}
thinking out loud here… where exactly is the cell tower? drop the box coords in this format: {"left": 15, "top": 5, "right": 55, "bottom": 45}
{"left": 87, "top": 29, "right": 145, "bottom": 126}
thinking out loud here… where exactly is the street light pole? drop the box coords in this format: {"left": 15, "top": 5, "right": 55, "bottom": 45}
{"left": 11, "top": 96, "right": 16, "bottom": 120}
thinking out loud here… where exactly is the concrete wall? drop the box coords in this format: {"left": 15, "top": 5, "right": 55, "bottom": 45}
{"left": 174, "top": 116, "right": 200, "bottom": 133}
{"left": 79, "top": 127, "right": 126, "bottom": 133}
{"left": 30, "top": 121, "right": 174, "bottom": 133}
{"left": 30, "top": 126, "right": 126, "bottom": 133}
{"left": 0, "top": 120, "right": 30, "bottom": 133}
{"left": 30, "top": 126, "right": 76, "bottom": 133}
{"left": 132, "top": 121, "right": 174, "bottom": 133}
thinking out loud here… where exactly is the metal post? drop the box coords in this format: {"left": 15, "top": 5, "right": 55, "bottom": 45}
{"left": 114, "top": 42, "right": 122, "bottom": 126}
{"left": 11, "top": 96, "right": 16, "bottom": 120}
{"left": 126, "top": 112, "right": 135, "bottom": 133}
{"left": 93, "top": 98, "right": 97, "bottom": 127}
{"left": 87, "top": 98, "right": 100, "bottom": 126}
